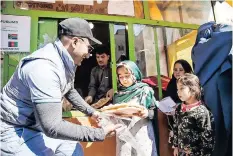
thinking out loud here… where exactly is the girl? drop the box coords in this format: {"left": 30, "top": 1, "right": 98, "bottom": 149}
{"left": 113, "top": 60, "right": 158, "bottom": 156}
{"left": 166, "top": 59, "right": 193, "bottom": 144}
{"left": 173, "top": 73, "right": 215, "bottom": 156}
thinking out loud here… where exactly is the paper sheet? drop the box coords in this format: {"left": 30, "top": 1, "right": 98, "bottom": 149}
{"left": 107, "top": 0, "right": 134, "bottom": 16}
{"left": 158, "top": 97, "right": 176, "bottom": 114}
{"left": 63, "top": 0, "right": 94, "bottom": 6}
{"left": 30, "top": 0, "right": 56, "bottom": 3}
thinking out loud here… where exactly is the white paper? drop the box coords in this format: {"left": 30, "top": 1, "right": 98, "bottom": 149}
{"left": 158, "top": 97, "right": 177, "bottom": 114}
{"left": 30, "top": 0, "right": 56, "bottom": 3}
{"left": 108, "top": 0, "right": 134, "bottom": 16}
{"left": 63, "top": 0, "right": 94, "bottom": 6}
{"left": 1, "top": 15, "right": 31, "bottom": 52}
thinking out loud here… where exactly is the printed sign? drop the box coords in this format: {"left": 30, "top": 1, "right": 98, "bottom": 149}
{"left": 13, "top": 1, "right": 144, "bottom": 18}
{"left": 1, "top": 15, "right": 31, "bottom": 52}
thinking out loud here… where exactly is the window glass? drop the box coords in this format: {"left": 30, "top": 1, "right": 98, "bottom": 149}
{"left": 134, "top": 24, "right": 157, "bottom": 77}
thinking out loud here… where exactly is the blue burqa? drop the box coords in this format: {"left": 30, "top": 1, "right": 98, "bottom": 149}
{"left": 192, "top": 22, "right": 232, "bottom": 156}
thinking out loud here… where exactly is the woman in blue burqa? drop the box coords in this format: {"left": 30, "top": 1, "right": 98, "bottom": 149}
{"left": 192, "top": 21, "right": 232, "bottom": 156}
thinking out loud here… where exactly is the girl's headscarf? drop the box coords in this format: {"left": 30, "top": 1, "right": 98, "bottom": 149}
{"left": 113, "top": 60, "right": 158, "bottom": 108}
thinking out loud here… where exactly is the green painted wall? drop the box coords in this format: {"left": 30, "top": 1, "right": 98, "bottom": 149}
{"left": 38, "top": 19, "right": 58, "bottom": 48}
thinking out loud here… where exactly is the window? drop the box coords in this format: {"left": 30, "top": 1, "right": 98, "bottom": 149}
{"left": 134, "top": 24, "right": 157, "bottom": 77}
{"left": 114, "top": 25, "right": 128, "bottom": 63}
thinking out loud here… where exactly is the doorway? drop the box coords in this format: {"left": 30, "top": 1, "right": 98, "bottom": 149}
{"left": 73, "top": 22, "right": 111, "bottom": 98}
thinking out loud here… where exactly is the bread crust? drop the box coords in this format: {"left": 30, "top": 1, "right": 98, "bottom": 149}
{"left": 92, "top": 97, "right": 110, "bottom": 109}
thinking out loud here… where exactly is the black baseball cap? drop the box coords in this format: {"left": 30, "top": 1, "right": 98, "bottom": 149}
{"left": 59, "top": 18, "right": 102, "bottom": 45}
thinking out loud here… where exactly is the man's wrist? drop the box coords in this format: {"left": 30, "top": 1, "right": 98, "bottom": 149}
{"left": 88, "top": 91, "right": 95, "bottom": 98}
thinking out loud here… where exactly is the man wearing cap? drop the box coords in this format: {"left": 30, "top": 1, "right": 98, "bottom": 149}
{"left": 0, "top": 18, "right": 121, "bottom": 155}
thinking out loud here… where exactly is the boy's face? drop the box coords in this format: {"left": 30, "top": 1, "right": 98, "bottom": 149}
{"left": 177, "top": 82, "right": 192, "bottom": 102}
{"left": 117, "top": 67, "right": 134, "bottom": 87}
{"left": 96, "top": 53, "right": 109, "bottom": 67}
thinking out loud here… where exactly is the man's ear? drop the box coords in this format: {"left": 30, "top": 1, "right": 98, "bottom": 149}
{"left": 71, "top": 37, "right": 78, "bottom": 48}
{"left": 107, "top": 54, "right": 110, "bottom": 60}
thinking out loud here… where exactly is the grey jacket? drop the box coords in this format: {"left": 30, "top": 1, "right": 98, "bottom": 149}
{"left": 0, "top": 39, "right": 105, "bottom": 142}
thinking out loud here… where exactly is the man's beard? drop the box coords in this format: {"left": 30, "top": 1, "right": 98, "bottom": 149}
{"left": 98, "top": 62, "right": 107, "bottom": 67}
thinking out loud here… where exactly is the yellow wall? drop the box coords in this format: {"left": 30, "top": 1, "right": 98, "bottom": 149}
{"left": 149, "top": 1, "right": 163, "bottom": 20}
{"left": 226, "top": 0, "right": 233, "bottom": 6}
{"left": 167, "top": 30, "right": 197, "bottom": 77}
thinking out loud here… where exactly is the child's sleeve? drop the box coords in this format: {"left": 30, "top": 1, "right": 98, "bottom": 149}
{"left": 172, "top": 110, "right": 179, "bottom": 148}
{"left": 196, "top": 108, "right": 215, "bottom": 155}
{"left": 141, "top": 86, "right": 158, "bottom": 119}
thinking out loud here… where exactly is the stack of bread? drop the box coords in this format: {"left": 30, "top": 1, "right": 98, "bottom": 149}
{"left": 100, "top": 103, "right": 145, "bottom": 118}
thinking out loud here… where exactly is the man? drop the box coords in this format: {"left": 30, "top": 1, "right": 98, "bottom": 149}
{"left": 85, "top": 45, "right": 113, "bottom": 104}
{"left": 0, "top": 18, "right": 121, "bottom": 155}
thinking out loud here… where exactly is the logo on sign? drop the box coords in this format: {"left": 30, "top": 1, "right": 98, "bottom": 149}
{"left": 8, "top": 42, "right": 18, "bottom": 47}
{"left": 8, "top": 34, "right": 18, "bottom": 40}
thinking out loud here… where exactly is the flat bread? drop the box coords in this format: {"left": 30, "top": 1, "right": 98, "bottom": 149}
{"left": 101, "top": 103, "right": 145, "bottom": 111}
{"left": 115, "top": 107, "right": 142, "bottom": 115}
{"left": 92, "top": 97, "right": 111, "bottom": 109}
{"left": 102, "top": 103, "right": 145, "bottom": 118}
{"left": 101, "top": 103, "right": 129, "bottom": 111}
{"left": 103, "top": 110, "right": 135, "bottom": 117}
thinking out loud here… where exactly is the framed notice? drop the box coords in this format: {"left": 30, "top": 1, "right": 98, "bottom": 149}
{"left": 1, "top": 15, "right": 31, "bottom": 52}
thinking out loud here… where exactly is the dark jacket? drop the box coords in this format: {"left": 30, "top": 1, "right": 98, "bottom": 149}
{"left": 173, "top": 104, "right": 215, "bottom": 156}
{"left": 88, "top": 65, "right": 112, "bottom": 103}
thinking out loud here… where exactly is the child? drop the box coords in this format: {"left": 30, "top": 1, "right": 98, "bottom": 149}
{"left": 165, "top": 59, "right": 193, "bottom": 145}
{"left": 113, "top": 60, "right": 158, "bottom": 156}
{"left": 173, "top": 73, "right": 215, "bottom": 156}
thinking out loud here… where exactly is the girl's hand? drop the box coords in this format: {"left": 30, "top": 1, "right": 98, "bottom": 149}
{"left": 173, "top": 147, "right": 178, "bottom": 156}
{"left": 184, "top": 148, "right": 191, "bottom": 156}
{"left": 135, "top": 109, "right": 148, "bottom": 118}
{"left": 165, "top": 110, "right": 176, "bottom": 116}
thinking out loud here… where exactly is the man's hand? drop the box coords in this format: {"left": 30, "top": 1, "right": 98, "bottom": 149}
{"left": 106, "top": 89, "right": 114, "bottom": 100}
{"left": 103, "top": 124, "right": 123, "bottom": 137}
{"left": 91, "top": 111, "right": 101, "bottom": 123}
{"left": 85, "top": 96, "right": 93, "bottom": 104}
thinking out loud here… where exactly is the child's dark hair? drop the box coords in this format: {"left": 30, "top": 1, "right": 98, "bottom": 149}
{"left": 95, "top": 45, "right": 110, "bottom": 55}
{"left": 177, "top": 73, "right": 202, "bottom": 101}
